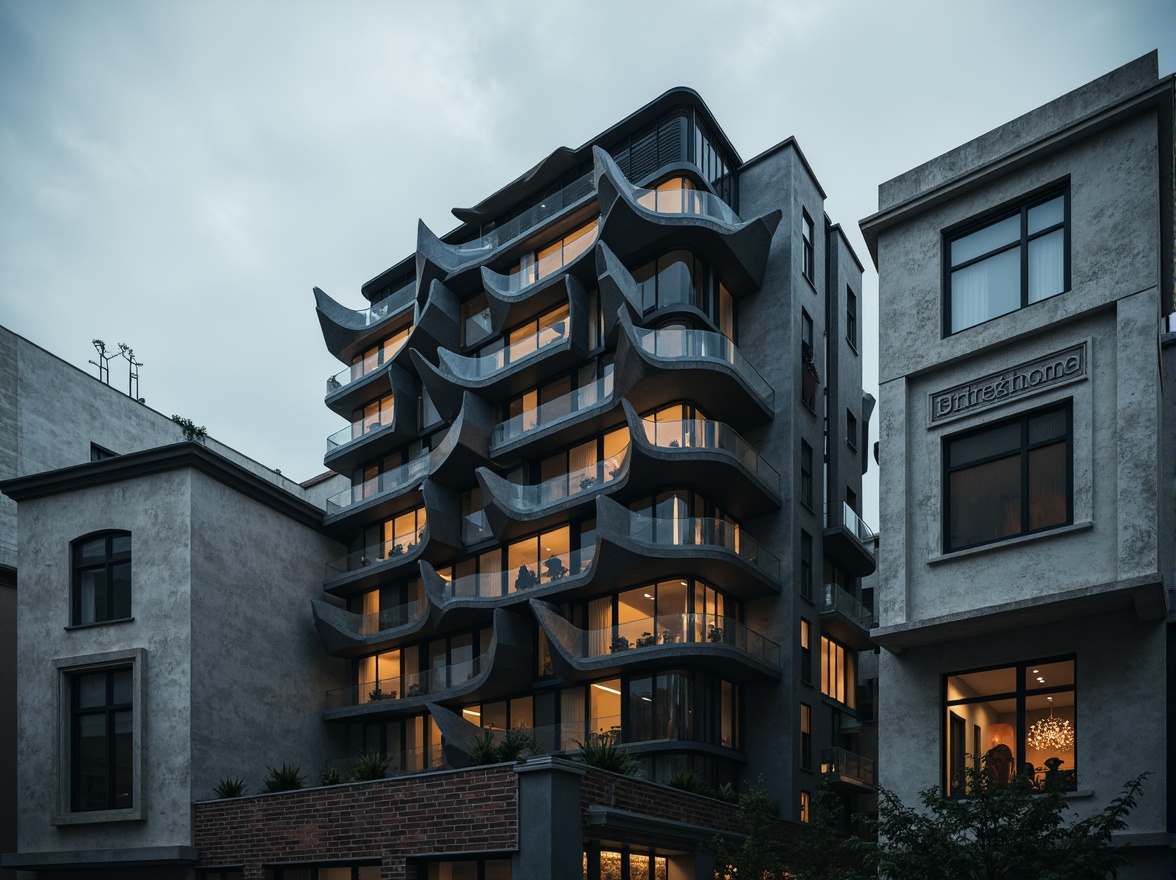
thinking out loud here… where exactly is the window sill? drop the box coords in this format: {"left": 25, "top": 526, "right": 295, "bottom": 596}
{"left": 846, "top": 339, "right": 858, "bottom": 355}
{"left": 52, "top": 805, "right": 145, "bottom": 825}
{"left": 846, "top": 441, "right": 857, "bottom": 452}
{"left": 65, "top": 617, "right": 135, "bottom": 632}
{"left": 928, "top": 521, "right": 1092, "bottom": 566}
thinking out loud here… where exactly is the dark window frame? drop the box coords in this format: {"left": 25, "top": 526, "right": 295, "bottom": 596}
{"left": 942, "top": 184, "right": 1070, "bottom": 336}
{"left": 70, "top": 666, "right": 134, "bottom": 812}
{"left": 801, "top": 210, "right": 815, "bottom": 284}
{"left": 800, "top": 530, "right": 813, "bottom": 602}
{"left": 846, "top": 410, "right": 858, "bottom": 451}
{"left": 942, "top": 402, "right": 1073, "bottom": 552}
{"left": 71, "top": 531, "right": 132, "bottom": 626}
{"left": 800, "top": 441, "right": 814, "bottom": 510}
{"left": 846, "top": 286, "right": 858, "bottom": 352}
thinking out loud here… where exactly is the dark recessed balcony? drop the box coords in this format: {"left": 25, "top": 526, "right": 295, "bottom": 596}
{"left": 311, "top": 597, "right": 430, "bottom": 657}
{"left": 821, "top": 746, "right": 875, "bottom": 793}
{"left": 533, "top": 600, "right": 780, "bottom": 683}
{"left": 322, "top": 456, "right": 430, "bottom": 528}
{"left": 819, "top": 582, "right": 876, "bottom": 651}
{"left": 622, "top": 403, "right": 781, "bottom": 518}
{"left": 326, "top": 651, "right": 488, "bottom": 710}
{"left": 823, "top": 501, "right": 877, "bottom": 577}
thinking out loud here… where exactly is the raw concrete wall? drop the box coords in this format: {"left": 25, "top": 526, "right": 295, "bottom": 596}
{"left": 189, "top": 469, "right": 346, "bottom": 798}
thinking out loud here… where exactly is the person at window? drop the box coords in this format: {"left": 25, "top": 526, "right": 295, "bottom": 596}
{"left": 985, "top": 743, "right": 1013, "bottom": 786}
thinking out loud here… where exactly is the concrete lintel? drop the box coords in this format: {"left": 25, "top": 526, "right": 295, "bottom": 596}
{"left": 2, "top": 845, "right": 199, "bottom": 869}
{"left": 586, "top": 805, "right": 742, "bottom": 844}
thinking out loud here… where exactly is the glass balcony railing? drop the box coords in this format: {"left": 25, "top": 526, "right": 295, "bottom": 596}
{"left": 449, "top": 321, "right": 569, "bottom": 381}
{"left": 349, "top": 597, "right": 429, "bottom": 636}
{"left": 559, "top": 613, "right": 779, "bottom": 667}
{"left": 820, "top": 583, "right": 873, "bottom": 630}
{"left": 325, "top": 456, "right": 430, "bottom": 515}
{"left": 326, "top": 652, "right": 488, "bottom": 708}
{"left": 326, "top": 412, "right": 395, "bottom": 454}
{"left": 325, "top": 332, "right": 412, "bottom": 395}
{"left": 499, "top": 223, "right": 598, "bottom": 293}
{"left": 325, "top": 529, "right": 426, "bottom": 577}
{"left": 462, "top": 510, "right": 493, "bottom": 545}
{"left": 824, "top": 501, "right": 876, "bottom": 548}
{"left": 625, "top": 510, "right": 780, "bottom": 582}
{"left": 441, "top": 545, "right": 597, "bottom": 600}
{"left": 450, "top": 172, "right": 595, "bottom": 256}
{"left": 821, "top": 747, "right": 876, "bottom": 787}
{"left": 641, "top": 417, "right": 780, "bottom": 492}
{"left": 527, "top": 714, "right": 623, "bottom": 753}
{"left": 356, "top": 283, "right": 415, "bottom": 327}
{"left": 492, "top": 370, "right": 615, "bottom": 447}
{"left": 633, "top": 326, "right": 774, "bottom": 408}
{"left": 499, "top": 450, "right": 627, "bottom": 512}
{"left": 634, "top": 181, "right": 740, "bottom": 225}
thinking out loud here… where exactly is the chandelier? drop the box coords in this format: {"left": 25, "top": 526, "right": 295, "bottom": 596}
{"left": 1026, "top": 697, "right": 1074, "bottom": 752}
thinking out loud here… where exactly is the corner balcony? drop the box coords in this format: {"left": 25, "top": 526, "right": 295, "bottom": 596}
{"left": 819, "top": 583, "right": 876, "bottom": 651}
{"left": 323, "top": 408, "right": 414, "bottom": 475}
{"left": 821, "top": 747, "right": 875, "bottom": 793}
{"left": 490, "top": 369, "right": 616, "bottom": 461}
{"left": 422, "top": 543, "right": 597, "bottom": 615}
{"left": 593, "top": 497, "right": 780, "bottom": 600}
{"left": 323, "top": 333, "right": 412, "bottom": 417}
{"left": 823, "top": 501, "right": 877, "bottom": 577}
{"left": 314, "top": 282, "right": 416, "bottom": 363}
{"left": 322, "top": 455, "right": 430, "bottom": 528}
{"left": 311, "top": 596, "right": 430, "bottom": 656}
{"left": 477, "top": 446, "right": 629, "bottom": 541}
{"left": 613, "top": 311, "right": 774, "bottom": 428}
{"left": 622, "top": 402, "right": 781, "bottom": 518}
{"left": 592, "top": 146, "right": 781, "bottom": 296}
{"left": 532, "top": 600, "right": 780, "bottom": 683}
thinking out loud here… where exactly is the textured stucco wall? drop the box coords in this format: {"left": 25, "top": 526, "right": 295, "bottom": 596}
{"left": 189, "top": 469, "right": 345, "bottom": 799}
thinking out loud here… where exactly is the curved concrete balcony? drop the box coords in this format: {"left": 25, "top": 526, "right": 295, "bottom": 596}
{"left": 412, "top": 278, "right": 591, "bottom": 415}
{"left": 323, "top": 375, "right": 419, "bottom": 474}
{"left": 479, "top": 219, "right": 598, "bottom": 298}
{"left": 489, "top": 368, "right": 617, "bottom": 462}
{"left": 619, "top": 401, "right": 781, "bottom": 519}
{"left": 613, "top": 310, "right": 774, "bottom": 428}
{"left": 311, "top": 595, "right": 431, "bottom": 657}
{"left": 322, "top": 607, "right": 532, "bottom": 721}
{"left": 476, "top": 443, "right": 630, "bottom": 542}
{"left": 593, "top": 146, "right": 781, "bottom": 296}
{"left": 823, "top": 501, "right": 877, "bottom": 577}
{"left": 314, "top": 282, "right": 416, "bottom": 364}
{"left": 322, "top": 455, "right": 430, "bottom": 528}
{"left": 422, "top": 391, "right": 495, "bottom": 491}
{"left": 532, "top": 599, "right": 780, "bottom": 683}
{"left": 593, "top": 496, "right": 780, "bottom": 600}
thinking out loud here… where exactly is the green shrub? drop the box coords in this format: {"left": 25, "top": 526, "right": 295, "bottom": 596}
{"left": 669, "top": 769, "right": 711, "bottom": 796}
{"left": 319, "top": 767, "right": 344, "bottom": 786}
{"left": 349, "top": 750, "right": 390, "bottom": 781}
{"left": 497, "top": 726, "right": 541, "bottom": 762}
{"left": 576, "top": 732, "right": 638, "bottom": 775}
{"left": 213, "top": 776, "right": 246, "bottom": 798}
{"left": 262, "top": 763, "right": 304, "bottom": 793}
{"left": 468, "top": 729, "right": 500, "bottom": 765}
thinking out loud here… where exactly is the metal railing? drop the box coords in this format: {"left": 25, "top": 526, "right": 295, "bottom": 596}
{"left": 450, "top": 172, "right": 595, "bottom": 256}
{"left": 824, "top": 501, "right": 876, "bottom": 548}
{"left": 492, "top": 370, "right": 614, "bottom": 447}
{"left": 355, "top": 283, "right": 415, "bottom": 328}
{"left": 325, "top": 456, "right": 429, "bottom": 515}
{"left": 633, "top": 325, "right": 774, "bottom": 408}
{"left": 640, "top": 417, "right": 780, "bottom": 493}
{"left": 820, "top": 583, "right": 873, "bottom": 630}
{"left": 821, "top": 747, "right": 875, "bottom": 787}
{"left": 446, "top": 321, "right": 568, "bottom": 380}
{"left": 625, "top": 510, "right": 780, "bottom": 582}
{"left": 325, "top": 331, "right": 412, "bottom": 395}
{"left": 326, "top": 412, "right": 395, "bottom": 454}
{"left": 349, "top": 598, "right": 429, "bottom": 635}
{"left": 440, "top": 545, "right": 597, "bottom": 600}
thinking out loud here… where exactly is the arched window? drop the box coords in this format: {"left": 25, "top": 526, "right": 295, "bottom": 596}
{"left": 72, "top": 532, "right": 131, "bottom": 625}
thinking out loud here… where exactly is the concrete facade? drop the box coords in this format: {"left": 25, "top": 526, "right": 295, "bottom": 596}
{"left": 861, "top": 52, "right": 1173, "bottom": 877}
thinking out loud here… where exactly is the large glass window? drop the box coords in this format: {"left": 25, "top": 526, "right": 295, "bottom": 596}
{"left": 631, "top": 250, "right": 734, "bottom": 338}
{"left": 945, "top": 404, "right": 1071, "bottom": 551}
{"left": 846, "top": 287, "right": 858, "bottom": 350}
{"left": 351, "top": 324, "right": 411, "bottom": 381}
{"left": 508, "top": 219, "right": 598, "bottom": 289}
{"left": 945, "top": 657, "right": 1076, "bottom": 793}
{"left": 820, "top": 636, "right": 856, "bottom": 707}
{"left": 800, "top": 441, "right": 813, "bottom": 509}
{"left": 356, "top": 627, "right": 490, "bottom": 702}
{"left": 946, "top": 190, "right": 1067, "bottom": 333}
{"left": 71, "top": 667, "right": 133, "bottom": 811}
{"left": 361, "top": 507, "right": 427, "bottom": 558}
{"left": 72, "top": 532, "right": 131, "bottom": 625}
{"left": 423, "top": 860, "right": 511, "bottom": 880}
{"left": 438, "top": 519, "right": 596, "bottom": 599}
{"left": 351, "top": 393, "right": 394, "bottom": 439}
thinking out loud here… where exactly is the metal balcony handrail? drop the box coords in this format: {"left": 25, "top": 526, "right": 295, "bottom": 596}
{"left": 821, "top": 746, "right": 875, "bottom": 786}
{"left": 555, "top": 612, "right": 780, "bottom": 667}
{"left": 640, "top": 416, "right": 780, "bottom": 492}
{"left": 441, "top": 545, "right": 597, "bottom": 599}
{"left": 350, "top": 597, "right": 429, "bottom": 635}
{"left": 326, "top": 651, "right": 488, "bottom": 709}
{"left": 450, "top": 172, "right": 595, "bottom": 256}
{"left": 500, "top": 448, "right": 628, "bottom": 512}
{"left": 325, "top": 330, "right": 412, "bottom": 394}
{"left": 625, "top": 510, "right": 780, "bottom": 582}
{"left": 823, "top": 500, "right": 876, "bottom": 548}
{"left": 325, "top": 527, "right": 426, "bottom": 576}
{"left": 820, "top": 583, "right": 873, "bottom": 630}
{"left": 633, "top": 179, "right": 741, "bottom": 225}
{"left": 446, "top": 320, "right": 568, "bottom": 381}
{"left": 326, "top": 412, "right": 395, "bottom": 453}
{"left": 633, "top": 325, "right": 775, "bottom": 408}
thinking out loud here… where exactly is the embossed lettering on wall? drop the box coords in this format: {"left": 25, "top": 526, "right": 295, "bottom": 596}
{"left": 929, "top": 342, "right": 1087, "bottom": 425}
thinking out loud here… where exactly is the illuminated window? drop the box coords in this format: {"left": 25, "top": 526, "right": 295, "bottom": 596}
{"left": 361, "top": 507, "right": 427, "bottom": 559}
{"left": 508, "top": 219, "right": 598, "bottom": 289}
{"left": 351, "top": 323, "right": 411, "bottom": 381}
{"left": 800, "top": 619, "right": 812, "bottom": 684}
{"left": 800, "top": 703, "right": 812, "bottom": 769}
{"left": 351, "top": 393, "right": 394, "bottom": 438}
{"left": 799, "top": 790, "right": 811, "bottom": 823}
{"left": 821, "top": 636, "right": 856, "bottom": 707}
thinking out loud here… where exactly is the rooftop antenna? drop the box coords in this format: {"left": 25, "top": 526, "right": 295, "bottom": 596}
{"left": 89, "top": 339, "right": 111, "bottom": 384}
{"left": 117, "top": 343, "right": 142, "bottom": 400}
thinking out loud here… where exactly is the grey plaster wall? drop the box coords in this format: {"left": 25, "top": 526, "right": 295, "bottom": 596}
{"left": 15, "top": 471, "right": 196, "bottom": 853}
{"left": 878, "top": 611, "right": 1167, "bottom": 837}
{"left": 189, "top": 469, "right": 346, "bottom": 798}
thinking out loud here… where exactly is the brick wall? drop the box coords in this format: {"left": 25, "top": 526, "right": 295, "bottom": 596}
{"left": 195, "top": 766, "right": 518, "bottom": 880}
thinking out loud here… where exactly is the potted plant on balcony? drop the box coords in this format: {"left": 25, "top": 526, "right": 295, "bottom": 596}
{"left": 636, "top": 631, "right": 656, "bottom": 648}
{"left": 610, "top": 635, "right": 630, "bottom": 653}
{"left": 579, "top": 476, "right": 598, "bottom": 491}
{"left": 707, "top": 623, "right": 726, "bottom": 643}
{"left": 515, "top": 565, "right": 538, "bottom": 591}
{"left": 542, "top": 555, "right": 567, "bottom": 581}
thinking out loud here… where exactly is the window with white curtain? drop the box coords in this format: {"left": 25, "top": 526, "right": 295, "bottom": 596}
{"left": 946, "top": 189, "right": 1068, "bottom": 334}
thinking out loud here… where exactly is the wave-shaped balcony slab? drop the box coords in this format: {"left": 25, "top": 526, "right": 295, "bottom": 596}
{"left": 531, "top": 599, "right": 780, "bottom": 684}
{"left": 424, "top": 391, "right": 495, "bottom": 490}
{"left": 488, "top": 370, "right": 620, "bottom": 466}
{"left": 323, "top": 364, "right": 419, "bottom": 474}
{"left": 322, "top": 606, "right": 532, "bottom": 721}
{"left": 311, "top": 595, "right": 432, "bottom": 657}
{"left": 475, "top": 445, "right": 631, "bottom": 543}
{"left": 592, "top": 496, "right": 780, "bottom": 601}
{"left": 612, "top": 309, "right": 774, "bottom": 429}
{"left": 322, "top": 454, "right": 430, "bottom": 530}
{"left": 322, "top": 481, "right": 463, "bottom": 595}
{"left": 412, "top": 282, "right": 591, "bottom": 409}
{"left": 595, "top": 242, "right": 643, "bottom": 344}
{"left": 314, "top": 284, "right": 415, "bottom": 365}
{"left": 593, "top": 146, "right": 782, "bottom": 296}
{"left": 618, "top": 401, "right": 781, "bottom": 519}
{"left": 479, "top": 241, "right": 599, "bottom": 333}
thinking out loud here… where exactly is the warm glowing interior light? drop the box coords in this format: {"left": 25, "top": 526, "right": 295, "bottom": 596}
{"left": 592, "top": 683, "right": 622, "bottom": 695}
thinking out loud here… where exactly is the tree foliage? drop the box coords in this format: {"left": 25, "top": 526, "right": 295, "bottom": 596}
{"left": 862, "top": 765, "right": 1148, "bottom": 880}
{"left": 709, "top": 777, "right": 789, "bottom": 880}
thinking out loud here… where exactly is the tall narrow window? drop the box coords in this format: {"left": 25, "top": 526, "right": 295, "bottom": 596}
{"left": 800, "top": 619, "right": 812, "bottom": 684}
{"left": 71, "top": 667, "right": 133, "bottom": 811}
{"left": 801, "top": 309, "right": 817, "bottom": 410}
{"left": 800, "top": 703, "right": 812, "bottom": 769}
{"left": 800, "top": 441, "right": 813, "bottom": 509}
{"left": 72, "top": 533, "right": 131, "bottom": 625}
{"left": 846, "top": 410, "right": 858, "bottom": 451}
{"left": 800, "top": 531, "right": 813, "bottom": 601}
{"left": 801, "top": 211, "right": 815, "bottom": 283}
{"left": 821, "top": 636, "right": 856, "bottom": 707}
{"left": 846, "top": 287, "right": 858, "bottom": 350}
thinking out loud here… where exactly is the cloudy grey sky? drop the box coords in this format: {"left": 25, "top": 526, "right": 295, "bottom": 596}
{"left": 1, "top": 0, "right": 1172, "bottom": 524}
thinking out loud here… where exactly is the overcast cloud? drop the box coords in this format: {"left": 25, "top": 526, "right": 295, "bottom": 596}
{"left": 1, "top": 0, "right": 1172, "bottom": 524}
